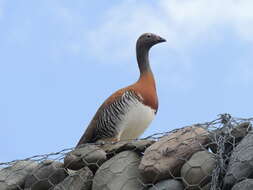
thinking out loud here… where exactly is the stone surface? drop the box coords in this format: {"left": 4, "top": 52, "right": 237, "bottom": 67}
{"left": 202, "top": 183, "right": 211, "bottom": 190}
{"left": 181, "top": 151, "right": 216, "bottom": 189}
{"left": 230, "top": 122, "right": 252, "bottom": 139}
{"left": 139, "top": 126, "right": 210, "bottom": 183}
{"left": 24, "top": 160, "right": 68, "bottom": 190}
{"left": 64, "top": 144, "right": 107, "bottom": 172}
{"left": 209, "top": 122, "right": 252, "bottom": 154}
{"left": 53, "top": 167, "right": 93, "bottom": 190}
{"left": 223, "top": 131, "right": 253, "bottom": 189}
{"left": 92, "top": 151, "right": 144, "bottom": 190}
{"left": 231, "top": 179, "right": 253, "bottom": 190}
{"left": 100, "top": 139, "right": 155, "bottom": 155}
{"left": 148, "top": 179, "right": 184, "bottom": 190}
{"left": 0, "top": 161, "right": 38, "bottom": 190}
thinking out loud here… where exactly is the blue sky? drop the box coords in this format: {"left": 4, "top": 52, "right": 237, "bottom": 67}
{"left": 1, "top": 0, "right": 253, "bottom": 162}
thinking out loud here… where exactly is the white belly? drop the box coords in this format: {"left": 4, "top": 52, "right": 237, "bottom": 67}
{"left": 118, "top": 101, "right": 156, "bottom": 141}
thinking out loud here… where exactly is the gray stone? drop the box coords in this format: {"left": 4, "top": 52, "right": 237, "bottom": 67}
{"left": 149, "top": 179, "right": 184, "bottom": 190}
{"left": 209, "top": 122, "right": 252, "bottom": 153}
{"left": 53, "top": 167, "right": 93, "bottom": 190}
{"left": 24, "top": 160, "right": 68, "bottom": 190}
{"left": 223, "top": 131, "right": 253, "bottom": 189}
{"left": 139, "top": 126, "right": 210, "bottom": 183}
{"left": 92, "top": 151, "right": 144, "bottom": 190}
{"left": 202, "top": 183, "right": 211, "bottom": 190}
{"left": 181, "top": 151, "right": 216, "bottom": 189}
{"left": 231, "top": 179, "right": 253, "bottom": 190}
{"left": 64, "top": 144, "right": 107, "bottom": 172}
{"left": 100, "top": 139, "right": 155, "bottom": 155}
{"left": 0, "top": 160, "right": 38, "bottom": 190}
{"left": 230, "top": 122, "right": 252, "bottom": 139}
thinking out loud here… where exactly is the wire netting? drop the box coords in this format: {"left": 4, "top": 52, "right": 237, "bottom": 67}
{"left": 1, "top": 113, "right": 253, "bottom": 190}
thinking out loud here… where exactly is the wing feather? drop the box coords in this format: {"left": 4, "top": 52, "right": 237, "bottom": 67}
{"left": 76, "top": 89, "right": 141, "bottom": 146}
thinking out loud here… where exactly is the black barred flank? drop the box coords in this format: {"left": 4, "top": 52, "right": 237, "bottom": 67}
{"left": 92, "top": 90, "right": 141, "bottom": 141}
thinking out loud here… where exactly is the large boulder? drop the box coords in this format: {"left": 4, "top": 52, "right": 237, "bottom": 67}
{"left": 202, "top": 183, "right": 211, "bottom": 190}
{"left": 148, "top": 179, "right": 184, "bottom": 190}
{"left": 223, "top": 131, "right": 253, "bottom": 189}
{"left": 139, "top": 126, "right": 210, "bottom": 183}
{"left": 181, "top": 151, "right": 216, "bottom": 189}
{"left": 209, "top": 121, "right": 252, "bottom": 154}
{"left": 92, "top": 151, "right": 144, "bottom": 190}
{"left": 53, "top": 167, "right": 93, "bottom": 190}
{"left": 100, "top": 139, "right": 155, "bottom": 156}
{"left": 231, "top": 179, "right": 253, "bottom": 190}
{"left": 0, "top": 161, "right": 38, "bottom": 190}
{"left": 24, "top": 160, "right": 68, "bottom": 190}
{"left": 64, "top": 144, "right": 107, "bottom": 172}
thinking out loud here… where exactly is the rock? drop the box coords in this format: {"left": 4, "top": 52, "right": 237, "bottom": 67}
{"left": 202, "top": 183, "right": 211, "bottom": 190}
{"left": 139, "top": 126, "right": 210, "bottom": 183}
{"left": 24, "top": 160, "right": 68, "bottom": 190}
{"left": 148, "top": 179, "right": 184, "bottom": 190}
{"left": 64, "top": 144, "right": 107, "bottom": 172}
{"left": 181, "top": 151, "right": 216, "bottom": 189}
{"left": 100, "top": 139, "right": 155, "bottom": 155}
{"left": 230, "top": 122, "right": 252, "bottom": 139}
{"left": 92, "top": 151, "right": 144, "bottom": 190}
{"left": 209, "top": 122, "right": 252, "bottom": 154}
{"left": 231, "top": 179, "right": 253, "bottom": 190}
{"left": 53, "top": 167, "right": 93, "bottom": 190}
{"left": 0, "top": 160, "right": 38, "bottom": 190}
{"left": 223, "top": 131, "right": 253, "bottom": 189}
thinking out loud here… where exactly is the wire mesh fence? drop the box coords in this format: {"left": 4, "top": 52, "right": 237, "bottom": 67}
{"left": 1, "top": 113, "right": 253, "bottom": 190}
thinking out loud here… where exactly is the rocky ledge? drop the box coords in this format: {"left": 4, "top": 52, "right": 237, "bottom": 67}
{"left": 0, "top": 120, "right": 252, "bottom": 190}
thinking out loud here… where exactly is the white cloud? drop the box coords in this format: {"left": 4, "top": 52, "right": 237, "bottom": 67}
{"left": 162, "top": 0, "right": 253, "bottom": 42}
{"left": 84, "top": 0, "right": 253, "bottom": 88}
{"left": 87, "top": 0, "right": 253, "bottom": 59}
{"left": 87, "top": 1, "right": 169, "bottom": 61}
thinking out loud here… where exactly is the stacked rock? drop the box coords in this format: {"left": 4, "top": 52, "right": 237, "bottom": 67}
{"left": 0, "top": 121, "right": 252, "bottom": 190}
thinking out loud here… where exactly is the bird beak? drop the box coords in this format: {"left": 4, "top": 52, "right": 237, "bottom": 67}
{"left": 156, "top": 36, "right": 166, "bottom": 43}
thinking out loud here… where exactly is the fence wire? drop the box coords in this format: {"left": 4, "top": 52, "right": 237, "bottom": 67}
{"left": 1, "top": 114, "right": 253, "bottom": 190}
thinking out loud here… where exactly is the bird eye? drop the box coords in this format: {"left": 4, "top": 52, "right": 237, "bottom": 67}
{"left": 147, "top": 34, "right": 151, "bottom": 38}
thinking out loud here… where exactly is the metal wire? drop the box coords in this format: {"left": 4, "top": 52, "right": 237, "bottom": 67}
{"left": 1, "top": 114, "right": 252, "bottom": 190}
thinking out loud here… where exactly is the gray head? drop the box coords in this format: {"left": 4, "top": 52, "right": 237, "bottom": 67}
{"left": 136, "top": 33, "right": 166, "bottom": 74}
{"left": 136, "top": 33, "right": 166, "bottom": 50}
